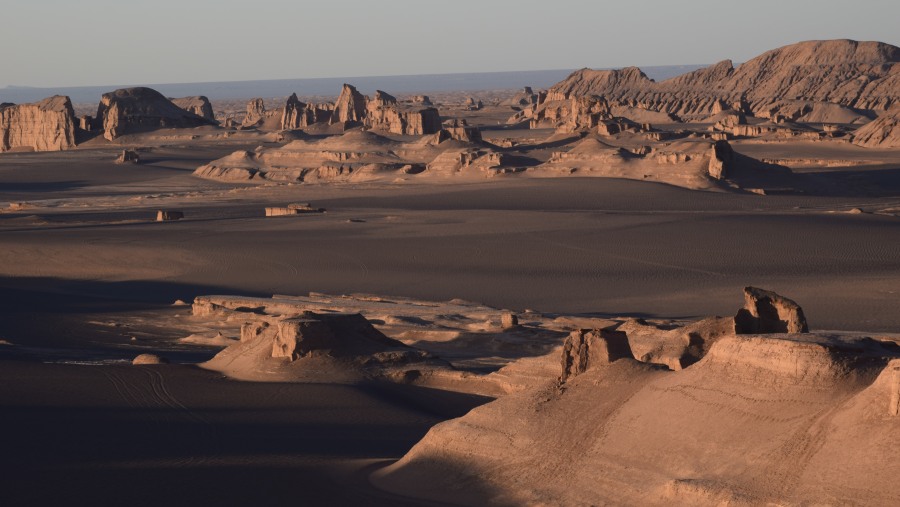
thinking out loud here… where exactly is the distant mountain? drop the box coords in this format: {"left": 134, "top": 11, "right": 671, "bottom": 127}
{"left": 0, "top": 66, "right": 706, "bottom": 104}
{"left": 546, "top": 40, "right": 899, "bottom": 117}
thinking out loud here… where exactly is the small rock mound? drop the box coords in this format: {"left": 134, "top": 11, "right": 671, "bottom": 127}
{"left": 133, "top": 353, "right": 169, "bottom": 365}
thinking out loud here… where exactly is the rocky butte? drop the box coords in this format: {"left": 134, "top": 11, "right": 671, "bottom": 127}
{"left": 96, "top": 87, "right": 217, "bottom": 141}
{"left": 0, "top": 96, "right": 77, "bottom": 152}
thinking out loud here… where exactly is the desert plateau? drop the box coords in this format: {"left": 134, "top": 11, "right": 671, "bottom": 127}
{"left": 2, "top": 2, "right": 900, "bottom": 505}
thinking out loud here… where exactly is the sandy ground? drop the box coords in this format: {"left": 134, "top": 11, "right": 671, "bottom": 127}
{"left": 0, "top": 359, "right": 488, "bottom": 506}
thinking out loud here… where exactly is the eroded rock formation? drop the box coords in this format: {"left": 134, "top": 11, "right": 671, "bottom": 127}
{"left": 170, "top": 96, "right": 215, "bottom": 122}
{"left": 331, "top": 84, "right": 368, "bottom": 125}
{"left": 364, "top": 90, "right": 441, "bottom": 135}
{"left": 530, "top": 40, "right": 900, "bottom": 124}
{"left": 560, "top": 329, "right": 632, "bottom": 382}
{"left": 0, "top": 96, "right": 77, "bottom": 152}
{"left": 97, "top": 87, "right": 216, "bottom": 141}
{"left": 735, "top": 286, "right": 809, "bottom": 334}
{"left": 853, "top": 109, "right": 900, "bottom": 148}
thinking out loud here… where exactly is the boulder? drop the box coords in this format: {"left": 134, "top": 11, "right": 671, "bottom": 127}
{"left": 97, "top": 87, "right": 216, "bottom": 141}
{"left": 560, "top": 329, "right": 632, "bottom": 382}
{"left": 412, "top": 95, "right": 433, "bottom": 106}
{"left": 0, "top": 96, "right": 77, "bottom": 152}
{"left": 169, "top": 96, "right": 216, "bottom": 122}
{"left": 734, "top": 286, "right": 809, "bottom": 334}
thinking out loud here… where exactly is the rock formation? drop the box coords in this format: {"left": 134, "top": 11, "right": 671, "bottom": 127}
{"left": 97, "top": 87, "right": 216, "bottom": 141}
{"left": 433, "top": 119, "right": 482, "bottom": 143}
{"left": 853, "top": 109, "right": 900, "bottom": 148}
{"left": 132, "top": 353, "right": 169, "bottom": 365}
{"left": 734, "top": 286, "right": 809, "bottom": 334}
{"left": 560, "top": 329, "right": 632, "bottom": 382}
{"left": 115, "top": 149, "right": 139, "bottom": 164}
{"left": 364, "top": 90, "right": 442, "bottom": 135}
{"left": 243, "top": 98, "right": 267, "bottom": 127}
{"left": 280, "top": 93, "right": 333, "bottom": 130}
{"left": 533, "top": 40, "right": 900, "bottom": 123}
{"left": 707, "top": 140, "right": 734, "bottom": 179}
{"left": 0, "top": 96, "right": 77, "bottom": 152}
{"left": 331, "top": 84, "right": 368, "bottom": 125}
{"left": 156, "top": 210, "right": 183, "bottom": 221}
{"left": 169, "top": 96, "right": 215, "bottom": 122}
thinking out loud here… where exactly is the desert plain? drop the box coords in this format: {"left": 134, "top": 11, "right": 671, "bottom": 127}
{"left": 1, "top": 39, "right": 900, "bottom": 506}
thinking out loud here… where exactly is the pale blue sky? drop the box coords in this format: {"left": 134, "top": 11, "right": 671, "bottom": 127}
{"left": 3, "top": 0, "right": 899, "bottom": 87}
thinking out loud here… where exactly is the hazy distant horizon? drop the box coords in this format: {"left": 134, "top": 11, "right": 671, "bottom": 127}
{"left": 3, "top": 0, "right": 898, "bottom": 89}
{"left": 0, "top": 65, "right": 707, "bottom": 104}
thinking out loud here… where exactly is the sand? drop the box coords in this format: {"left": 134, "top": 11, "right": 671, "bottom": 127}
{"left": 3, "top": 75, "right": 900, "bottom": 505}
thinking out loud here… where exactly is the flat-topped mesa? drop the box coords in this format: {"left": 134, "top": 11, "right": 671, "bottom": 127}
{"left": 365, "top": 90, "right": 442, "bottom": 135}
{"left": 169, "top": 96, "right": 216, "bottom": 122}
{"left": 280, "top": 93, "right": 334, "bottom": 130}
{"left": 540, "top": 40, "right": 900, "bottom": 121}
{"left": 331, "top": 83, "right": 368, "bottom": 125}
{"left": 0, "top": 96, "right": 77, "bottom": 152}
{"left": 97, "top": 87, "right": 217, "bottom": 141}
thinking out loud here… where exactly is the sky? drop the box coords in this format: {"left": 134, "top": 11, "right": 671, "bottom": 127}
{"left": 3, "top": 0, "right": 899, "bottom": 88}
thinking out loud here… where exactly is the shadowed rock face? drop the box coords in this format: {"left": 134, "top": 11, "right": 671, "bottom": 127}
{"left": 0, "top": 96, "right": 77, "bottom": 152}
{"left": 853, "top": 109, "right": 900, "bottom": 148}
{"left": 169, "top": 96, "right": 215, "bottom": 122}
{"left": 365, "top": 90, "right": 442, "bottom": 135}
{"left": 735, "top": 286, "right": 809, "bottom": 334}
{"left": 560, "top": 329, "right": 632, "bottom": 382}
{"left": 331, "top": 84, "right": 368, "bottom": 125}
{"left": 97, "top": 87, "right": 216, "bottom": 141}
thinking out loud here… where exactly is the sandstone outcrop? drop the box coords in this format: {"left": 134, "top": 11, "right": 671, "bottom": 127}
{"left": 169, "top": 96, "right": 215, "bottom": 122}
{"left": 734, "top": 286, "right": 809, "bottom": 334}
{"left": 560, "top": 329, "right": 632, "bottom": 382}
{"left": 364, "top": 90, "right": 441, "bottom": 135}
{"left": 243, "top": 98, "right": 267, "bottom": 127}
{"left": 331, "top": 84, "right": 368, "bottom": 124}
{"left": 0, "top": 96, "right": 77, "bottom": 152}
{"left": 432, "top": 119, "right": 482, "bottom": 143}
{"left": 97, "top": 87, "right": 216, "bottom": 141}
{"left": 853, "top": 109, "right": 900, "bottom": 148}
{"left": 281, "top": 93, "right": 334, "bottom": 130}
{"left": 132, "top": 353, "right": 169, "bottom": 365}
{"left": 156, "top": 210, "right": 183, "bottom": 221}
{"left": 707, "top": 140, "right": 734, "bottom": 179}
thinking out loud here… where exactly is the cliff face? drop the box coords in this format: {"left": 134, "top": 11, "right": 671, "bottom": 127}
{"left": 281, "top": 94, "right": 333, "bottom": 130}
{"left": 330, "top": 84, "right": 368, "bottom": 124}
{"left": 97, "top": 87, "right": 216, "bottom": 141}
{"left": 543, "top": 40, "right": 900, "bottom": 119}
{"left": 364, "top": 91, "right": 441, "bottom": 135}
{"left": 169, "top": 96, "right": 216, "bottom": 122}
{"left": 0, "top": 95, "right": 77, "bottom": 152}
